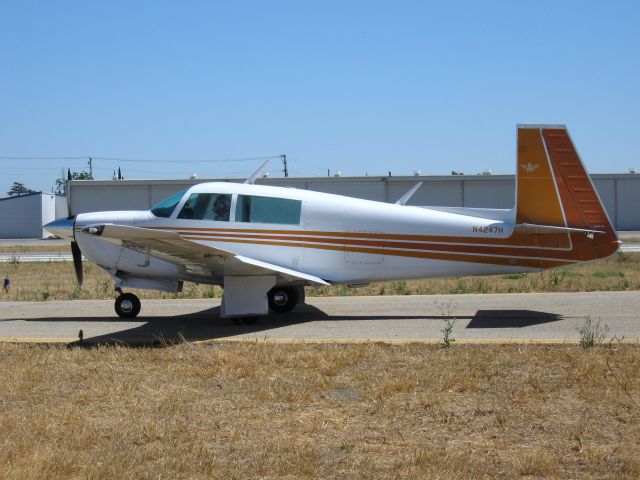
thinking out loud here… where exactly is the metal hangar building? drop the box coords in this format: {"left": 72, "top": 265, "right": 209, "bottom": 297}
{"left": 66, "top": 173, "right": 640, "bottom": 231}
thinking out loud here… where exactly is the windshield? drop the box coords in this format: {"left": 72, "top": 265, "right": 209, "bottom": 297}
{"left": 150, "top": 189, "right": 187, "bottom": 218}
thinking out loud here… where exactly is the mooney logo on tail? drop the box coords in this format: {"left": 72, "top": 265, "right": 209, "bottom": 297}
{"left": 520, "top": 162, "right": 540, "bottom": 173}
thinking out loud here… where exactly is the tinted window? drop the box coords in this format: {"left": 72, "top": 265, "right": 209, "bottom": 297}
{"left": 150, "top": 189, "right": 187, "bottom": 218}
{"left": 178, "top": 193, "right": 231, "bottom": 221}
{"left": 235, "top": 195, "right": 301, "bottom": 225}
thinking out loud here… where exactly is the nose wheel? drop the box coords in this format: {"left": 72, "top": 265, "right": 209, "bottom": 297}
{"left": 115, "top": 292, "right": 141, "bottom": 318}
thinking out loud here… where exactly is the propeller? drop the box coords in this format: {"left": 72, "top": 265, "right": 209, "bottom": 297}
{"left": 71, "top": 240, "right": 83, "bottom": 285}
{"left": 44, "top": 178, "right": 83, "bottom": 285}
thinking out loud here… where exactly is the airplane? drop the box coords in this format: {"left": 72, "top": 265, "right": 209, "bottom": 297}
{"left": 45, "top": 125, "right": 620, "bottom": 322}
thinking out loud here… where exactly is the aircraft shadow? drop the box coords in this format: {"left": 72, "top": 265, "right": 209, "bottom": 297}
{"left": 466, "top": 310, "right": 564, "bottom": 328}
{"left": 14, "top": 304, "right": 564, "bottom": 347}
{"left": 69, "top": 304, "right": 451, "bottom": 347}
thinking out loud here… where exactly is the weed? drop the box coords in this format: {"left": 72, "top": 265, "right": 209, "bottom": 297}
{"left": 472, "top": 278, "right": 489, "bottom": 293}
{"left": 615, "top": 251, "right": 633, "bottom": 263}
{"left": 339, "top": 442, "right": 355, "bottom": 453}
{"left": 392, "top": 281, "right": 408, "bottom": 295}
{"left": 592, "top": 270, "right": 624, "bottom": 278}
{"left": 67, "top": 283, "right": 81, "bottom": 300}
{"left": 502, "top": 273, "right": 526, "bottom": 280}
{"left": 441, "top": 318, "right": 456, "bottom": 348}
{"left": 435, "top": 300, "right": 457, "bottom": 348}
{"left": 449, "top": 280, "right": 471, "bottom": 294}
{"left": 41, "top": 289, "right": 50, "bottom": 301}
{"left": 578, "top": 316, "right": 609, "bottom": 349}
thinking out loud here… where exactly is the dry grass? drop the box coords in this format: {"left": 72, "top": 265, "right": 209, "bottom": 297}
{"left": 2, "top": 252, "right": 640, "bottom": 302}
{"left": 620, "top": 236, "right": 640, "bottom": 244}
{"left": 0, "top": 342, "right": 638, "bottom": 479}
{"left": 0, "top": 245, "right": 69, "bottom": 253}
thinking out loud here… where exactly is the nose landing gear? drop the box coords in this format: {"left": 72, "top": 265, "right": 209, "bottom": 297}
{"left": 115, "top": 289, "right": 141, "bottom": 319}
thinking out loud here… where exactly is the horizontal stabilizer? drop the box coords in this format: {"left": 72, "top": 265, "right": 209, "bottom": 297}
{"left": 515, "top": 223, "right": 605, "bottom": 235}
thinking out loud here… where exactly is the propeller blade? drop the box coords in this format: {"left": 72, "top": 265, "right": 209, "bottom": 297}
{"left": 71, "top": 241, "right": 83, "bottom": 285}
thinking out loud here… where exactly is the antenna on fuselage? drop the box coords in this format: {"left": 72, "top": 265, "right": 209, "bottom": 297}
{"left": 244, "top": 160, "right": 270, "bottom": 185}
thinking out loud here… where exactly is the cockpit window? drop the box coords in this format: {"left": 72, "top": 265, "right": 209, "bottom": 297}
{"left": 150, "top": 189, "right": 187, "bottom": 218}
{"left": 177, "top": 193, "right": 232, "bottom": 221}
{"left": 235, "top": 195, "right": 301, "bottom": 225}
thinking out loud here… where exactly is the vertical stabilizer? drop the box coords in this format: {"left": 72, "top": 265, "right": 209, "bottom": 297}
{"left": 514, "top": 125, "right": 619, "bottom": 260}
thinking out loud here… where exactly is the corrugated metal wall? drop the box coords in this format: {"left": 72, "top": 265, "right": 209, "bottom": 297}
{"left": 68, "top": 174, "right": 640, "bottom": 230}
{"left": 0, "top": 194, "right": 45, "bottom": 238}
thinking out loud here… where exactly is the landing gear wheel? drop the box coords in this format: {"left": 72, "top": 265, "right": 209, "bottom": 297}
{"left": 115, "top": 292, "right": 141, "bottom": 319}
{"left": 268, "top": 286, "right": 298, "bottom": 314}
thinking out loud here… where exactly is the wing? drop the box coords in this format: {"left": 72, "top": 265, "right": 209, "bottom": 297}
{"left": 81, "top": 223, "right": 329, "bottom": 286}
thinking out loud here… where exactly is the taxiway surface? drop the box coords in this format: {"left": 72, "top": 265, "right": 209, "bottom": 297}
{"left": 1, "top": 291, "right": 639, "bottom": 344}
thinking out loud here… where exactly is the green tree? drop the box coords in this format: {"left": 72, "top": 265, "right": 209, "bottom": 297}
{"left": 7, "top": 182, "right": 37, "bottom": 197}
{"left": 55, "top": 170, "right": 93, "bottom": 195}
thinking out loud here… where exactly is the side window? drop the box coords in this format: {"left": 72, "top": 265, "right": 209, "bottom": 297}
{"left": 177, "top": 193, "right": 231, "bottom": 221}
{"left": 235, "top": 195, "right": 301, "bottom": 225}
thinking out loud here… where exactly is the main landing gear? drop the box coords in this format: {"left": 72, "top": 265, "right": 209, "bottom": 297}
{"left": 233, "top": 286, "right": 302, "bottom": 325}
{"left": 267, "top": 286, "right": 303, "bottom": 314}
{"left": 115, "top": 289, "right": 141, "bottom": 319}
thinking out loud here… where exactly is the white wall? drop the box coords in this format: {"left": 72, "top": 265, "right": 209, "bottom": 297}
{"left": 0, "top": 194, "right": 42, "bottom": 238}
{"left": 41, "top": 194, "right": 56, "bottom": 238}
{"left": 0, "top": 193, "right": 68, "bottom": 239}
{"left": 55, "top": 196, "right": 69, "bottom": 219}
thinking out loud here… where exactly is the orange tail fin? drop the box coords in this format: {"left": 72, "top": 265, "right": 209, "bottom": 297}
{"left": 514, "top": 125, "right": 619, "bottom": 261}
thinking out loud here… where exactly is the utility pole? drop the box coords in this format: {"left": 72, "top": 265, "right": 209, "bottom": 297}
{"left": 88, "top": 157, "right": 93, "bottom": 179}
{"left": 281, "top": 154, "right": 288, "bottom": 178}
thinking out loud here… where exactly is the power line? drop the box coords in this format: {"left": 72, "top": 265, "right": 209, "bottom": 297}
{"left": 0, "top": 154, "right": 283, "bottom": 164}
{"left": 0, "top": 156, "right": 88, "bottom": 160}
{"left": 92, "top": 155, "right": 282, "bottom": 164}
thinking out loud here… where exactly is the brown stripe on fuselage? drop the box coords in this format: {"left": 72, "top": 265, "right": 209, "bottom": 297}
{"left": 175, "top": 230, "right": 577, "bottom": 260}
{"left": 181, "top": 235, "right": 573, "bottom": 269}
{"left": 152, "top": 226, "right": 568, "bottom": 248}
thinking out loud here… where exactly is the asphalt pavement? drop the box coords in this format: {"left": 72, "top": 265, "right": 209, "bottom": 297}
{"left": 1, "top": 291, "right": 638, "bottom": 345}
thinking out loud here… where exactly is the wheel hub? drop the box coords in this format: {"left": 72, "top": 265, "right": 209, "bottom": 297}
{"left": 273, "top": 291, "right": 288, "bottom": 306}
{"left": 120, "top": 299, "right": 134, "bottom": 313}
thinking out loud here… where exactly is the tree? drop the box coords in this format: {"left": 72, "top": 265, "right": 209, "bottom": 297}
{"left": 55, "top": 170, "right": 93, "bottom": 195}
{"left": 7, "top": 182, "right": 37, "bottom": 197}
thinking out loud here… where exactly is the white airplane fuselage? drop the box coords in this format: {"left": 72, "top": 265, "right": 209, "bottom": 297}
{"left": 74, "top": 182, "right": 527, "bottom": 289}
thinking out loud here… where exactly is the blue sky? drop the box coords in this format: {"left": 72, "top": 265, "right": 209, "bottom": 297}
{"left": 1, "top": 1, "right": 638, "bottom": 195}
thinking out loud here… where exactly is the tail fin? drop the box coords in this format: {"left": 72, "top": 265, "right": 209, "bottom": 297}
{"left": 514, "top": 124, "right": 619, "bottom": 260}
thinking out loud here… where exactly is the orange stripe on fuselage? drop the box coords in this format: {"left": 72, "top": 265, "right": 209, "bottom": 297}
{"left": 175, "top": 230, "right": 575, "bottom": 259}
{"left": 181, "top": 234, "right": 572, "bottom": 269}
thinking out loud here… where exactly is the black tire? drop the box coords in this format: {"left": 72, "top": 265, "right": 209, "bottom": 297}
{"left": 296, "top": 286, "right": 306, "bottom": 305}
{"left": 115, "top": 293, "right": 141, "bottom": 319}
{"left": 268, "top": 286, "right": 298, "bottom": 314}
